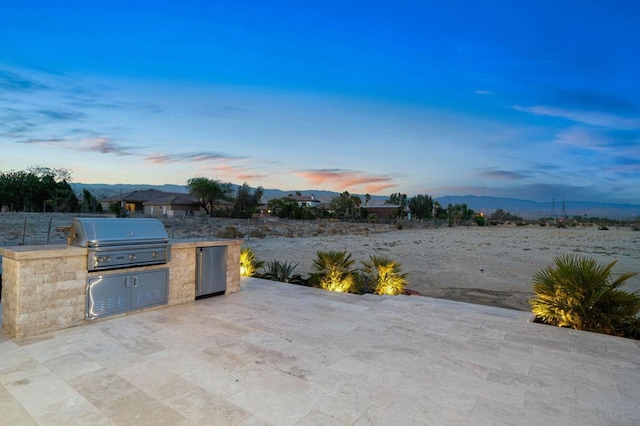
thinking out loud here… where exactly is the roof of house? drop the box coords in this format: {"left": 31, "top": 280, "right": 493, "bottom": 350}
{"left": 101, "top": 189, "right": 173, "bottom": 203}
{"left": 143, "top": 193, "right": 200, "bottom": 206}
{"left": 287, "top": 195, "right": 320, "bottom": 203}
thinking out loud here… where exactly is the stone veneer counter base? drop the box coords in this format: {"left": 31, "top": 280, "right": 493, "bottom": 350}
{"left": 0, "top": 239, "right": 241, "bottom": 338}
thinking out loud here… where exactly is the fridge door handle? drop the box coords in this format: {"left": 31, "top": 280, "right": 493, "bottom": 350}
{"left": 197, "top": 248, "right": 203, "bottom": 293}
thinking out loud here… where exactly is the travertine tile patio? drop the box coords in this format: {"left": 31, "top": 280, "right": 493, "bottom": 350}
{"left": 1, "top": 277, "right": 639, "bottom": 425}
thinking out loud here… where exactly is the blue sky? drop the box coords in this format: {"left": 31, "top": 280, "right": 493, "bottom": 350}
{"left": 1, "top": 1, "right": 639, "bottom": 203}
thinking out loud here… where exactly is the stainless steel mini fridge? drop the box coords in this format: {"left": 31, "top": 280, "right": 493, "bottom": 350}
{"left": 196, "top": 246, "right": 227, "bottom": 299}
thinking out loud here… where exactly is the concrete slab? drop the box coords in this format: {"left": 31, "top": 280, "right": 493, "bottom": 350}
{"left": 0, "top": 277, "right": 639, "bottom": 425}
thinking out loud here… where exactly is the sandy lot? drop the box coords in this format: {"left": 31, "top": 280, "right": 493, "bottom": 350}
{"left": 1, "top": 213, "right": 638, "bottom": 312}
{"left": 243, "top": 222, "right": 640, "bottom": 311}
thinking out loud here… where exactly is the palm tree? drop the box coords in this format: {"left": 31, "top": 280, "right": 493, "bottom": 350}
{"left": 530, "top": 254, "right": 640, "bottom": 337}
{"left": 361, "top": 255, "right": 408, "bottom": 295}
{"left": 310, "top": 251, "right": 356, "bottom": 293}
{"left": 239, "top": 247, "right": 264, "bottom": 277}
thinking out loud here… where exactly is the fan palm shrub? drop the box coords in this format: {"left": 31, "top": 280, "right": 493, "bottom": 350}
{"left": 310, "top": 250, "right": 356, "bottom": 293}
{"left": 530, "top": 254, "right": 640, "bottom": 337}
{"left": 262, "top": 260, "right": 305, "bottom": 285}
{"left": 239, "top": 247, "right": 264, "bottom": 277}
{"left": 361, "top": 255, "right": 408, "bottom": 295}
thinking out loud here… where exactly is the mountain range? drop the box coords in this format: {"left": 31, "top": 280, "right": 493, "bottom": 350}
{"left": 70, "top": 183, "right": 640, "bottom": 219}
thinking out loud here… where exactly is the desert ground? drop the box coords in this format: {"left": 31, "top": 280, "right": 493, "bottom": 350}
{"left": 1, "top": 213, "right": 638, "bottom": 312}
{"left": 243, "top": 221, "right": 640, "bottom": 311}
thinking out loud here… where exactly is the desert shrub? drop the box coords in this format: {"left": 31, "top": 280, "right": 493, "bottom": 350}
{"left": 240, "top": 247, "right": 264, "bottom": 277}
{"left": 217, "top": 226, "right": 244, "bottom": 239}
{"left": 530, "top": 254, "right": 640, "bottom": 338}
{"left": 261, "top": 260, "right": 306, "bottom": 285}
{"left": 309, "top": 250, "right": 357, "bottom": 293}
{"left": 361, "top": 255, "right": 408, "bottom": 295}
{"left": 248, "top": 229, "right": 265, "bottom": 238}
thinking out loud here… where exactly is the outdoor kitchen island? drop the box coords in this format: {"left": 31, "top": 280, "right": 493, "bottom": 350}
{"left": 0, "top": 237, "right": 241, "bottom": 338}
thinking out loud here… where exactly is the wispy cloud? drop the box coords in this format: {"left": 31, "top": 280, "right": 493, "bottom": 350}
{"left": 78, "top": 137, "right": 133, "bottom": 155}
{"left": 513, "top": 105, "right": 640, "bottom": 128}
{"left": 37, "top": 109, "right": 86, "bottom": 121}
{"left": 554, "top": 126, "right": 640, "bottom": 152}
{"left": 478, "top": 169, "right": 528, "bottom": 180}
{"left": 295, "top": 169, "right": 397, "bottom": 194}
{"left": 19, "top": 136, "right": 135, "bottom": 156}
{"left": 212, "top": 164, "right": 268, "bottom": 182}
{"left": 146, "top": 152, "right": 246, "bottom": 164}
{"left": 0, "top": 70, "right": 48, "bottom": 92}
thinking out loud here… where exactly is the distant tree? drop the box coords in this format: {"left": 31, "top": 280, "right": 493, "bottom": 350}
{"left": 331, "top": 191, "right": 357, "bottom": 219}
{"left": 187, "top": 177, "right": 233, "bottom": 217}
{"left": 267, "top": 196, "right": 300, "bottom": 219}
{"left": 365, "top": 193, "right": 371, "bottom": 206}
{"left": 0, "top": 166, "right": 77, "bottom": 212}
{"left": 408, "top": 194, "right": 434, "bottom": 220}
{"left": 350, "top": 195, "right": 362, "bottom": 218}
{"left": 446, "top": 203, "right": 475, "bottom": 226}
{"left": 233, "top": 183, "right": 263, "bottom": 218}
{"left": 386, "top": 193, "right": 408, "bottom": 219}
{"left": 81, "top": 189, "right": 103, "bottom": 213}
{"left": 488, "top": 209, "right": 523, "bottom": 223}
{"left": 433, "top": 201, "right": 447, "bottom": 219}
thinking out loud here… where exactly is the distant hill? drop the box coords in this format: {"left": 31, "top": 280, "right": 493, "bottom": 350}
{"left": 71, "top": 183, "right": 640, "bottom": 219}
{"left": 70, "top": 183, "right": 189, "bottom": 199}
{"left": 435, "top": 195, "right": 640, "bottom": 219}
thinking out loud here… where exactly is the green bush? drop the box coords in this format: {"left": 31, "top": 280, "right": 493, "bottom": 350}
{"left": 530, "top": 254, "right": 640, "bottom": 338}
{"left": 240, "top": 247, "right": 264, "bottom": 277}
{"left": 361, "top": 255, "right": 408, "bottom": 295}
{"left": 261, "top": 260, "right": 305, "bottom": 285}
{"left": 309, "top": 251, "right": 357, "bottom": 293}
{"left": 217, "top": 226, "right": 244, "bottom": 239}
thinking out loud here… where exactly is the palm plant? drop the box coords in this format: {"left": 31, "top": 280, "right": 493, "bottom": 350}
{"left": 310, "top": 250, "right": 356, "bottom": 293}
{"left": 239, "top": 247, "right": 264, "bottom": 277}
{"left": 262, "top": 260, "right": 304, "bottom": 284}
{"left": 361, "top": 255, "right": 408, "bottom": 295}
{"left": 530, "top": 254, "right": 640, "bottom": 337}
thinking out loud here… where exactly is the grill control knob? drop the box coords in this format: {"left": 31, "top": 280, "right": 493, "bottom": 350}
{"left": 129, "top": 254, "right": 136, "bottom": 260}
{"left": 152, "top": 252, "right": 158, "bottom": 258}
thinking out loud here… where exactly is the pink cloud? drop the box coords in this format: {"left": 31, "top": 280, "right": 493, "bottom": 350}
{"left": 295, "top": 169, "right": 397, "bottom": 194}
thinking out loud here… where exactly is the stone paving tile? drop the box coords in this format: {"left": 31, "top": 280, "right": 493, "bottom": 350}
{"left": 1, "top": 277, "right": 639, "bottom": 425}
{"left": 0, "top": 383, "right": 37, "bottom": 426}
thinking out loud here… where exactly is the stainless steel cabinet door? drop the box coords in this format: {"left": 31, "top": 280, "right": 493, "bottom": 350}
{"left": 131, "top": 269, "right": 169, "bottom": 309}
{"left": 196, "top": 247, "right": 227, "bottom": 298}
{"left": 86, "top": 268, "right": 168, "bottom": 319}
{"left": 86, "top": 274, "right": 132, "bottom": 319}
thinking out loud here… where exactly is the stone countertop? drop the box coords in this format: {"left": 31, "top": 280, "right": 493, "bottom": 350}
{"left": 0, "top": 244, "right": 87, "bottom": 260}
{"left": 0, "top": 238, "right": 242, "bottom": 260}
{"left": 169, "top": 238, "right": 243, "bottom": 249}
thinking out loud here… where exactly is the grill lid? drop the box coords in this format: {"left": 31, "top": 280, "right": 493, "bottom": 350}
{"left": 69, "top": 217, "right": 169, "bottom": 248}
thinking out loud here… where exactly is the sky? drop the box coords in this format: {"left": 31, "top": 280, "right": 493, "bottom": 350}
{"left": 1, "top": 1, "right": 639, "bottom": 203}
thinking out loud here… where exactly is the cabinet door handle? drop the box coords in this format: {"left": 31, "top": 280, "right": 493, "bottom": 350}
{"left": 133, "top": 276, "right": 138, "bottom": 288}
{"left": 125, "top": 277, "right": 131, "bottom": 288}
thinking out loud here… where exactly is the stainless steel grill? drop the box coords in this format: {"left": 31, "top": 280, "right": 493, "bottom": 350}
{"left": 69, "top": 217, "right": 169, "bottom": 271}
